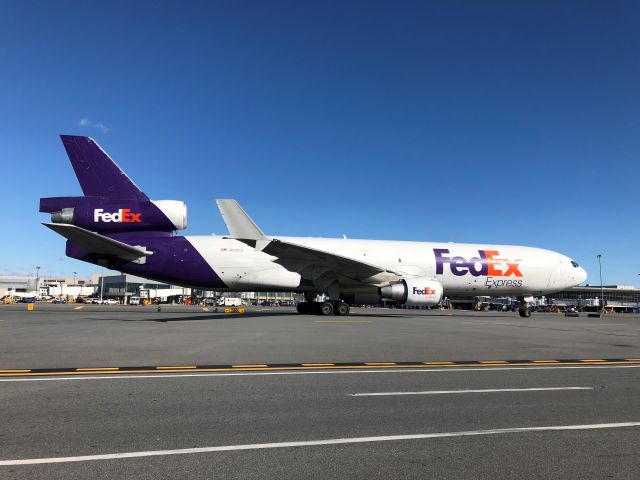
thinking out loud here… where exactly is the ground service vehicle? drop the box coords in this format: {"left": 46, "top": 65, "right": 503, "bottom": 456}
{"left": 218, "top": 297, "right": 242, "bottom": 307}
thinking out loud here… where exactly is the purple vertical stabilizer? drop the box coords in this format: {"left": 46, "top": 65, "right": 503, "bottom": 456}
{"left": 60, "top": 135, "right": 148, "bottom": 200}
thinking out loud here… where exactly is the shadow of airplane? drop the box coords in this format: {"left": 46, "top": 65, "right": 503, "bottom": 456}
{"left": 86, "top": 309, "right": 463, "bottom": 322}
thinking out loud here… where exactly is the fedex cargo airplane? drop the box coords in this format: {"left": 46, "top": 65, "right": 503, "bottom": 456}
{"left": 40, "top": 136, "right": 587, "bottom": 317}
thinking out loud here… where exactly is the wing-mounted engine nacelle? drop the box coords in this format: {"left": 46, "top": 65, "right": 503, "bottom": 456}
{"left": 379, "top": 277, "right": 443, "bottom": 306}
{"left": 40, "top": 197, "right": 187, "bottom": 232}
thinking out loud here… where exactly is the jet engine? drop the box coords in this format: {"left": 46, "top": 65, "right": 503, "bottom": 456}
{"left": 151, "top": 200, "right": 188, "bottom": 230}
{"left": 379, "top": 277, "right": 443, "bottom": 306}
{"left": 40, "top": 197, "right": 187, "bottom": 232}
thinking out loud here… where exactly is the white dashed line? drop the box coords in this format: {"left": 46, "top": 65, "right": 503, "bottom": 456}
{"left": 2, "top": 422, "right": 639, "bottom": 465}
{"left": 350, "top": 386, "right": 594, "bottom": 396}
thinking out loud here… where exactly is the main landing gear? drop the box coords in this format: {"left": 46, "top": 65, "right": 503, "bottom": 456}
{"left": 296, "top": 300, "right": 351, "bottom": 316}
{"left": 518, "top": 296, "right": 531, "bottom": 318}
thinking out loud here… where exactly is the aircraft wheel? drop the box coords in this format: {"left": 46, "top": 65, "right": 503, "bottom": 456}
{"left": 519, "top": 307, "right": 531, "bottom": 318}
{"left": 334, "top": 302, "right": 350, "bottom": 316}
{"left": 320, "top": 301, "right": 334, "bottom": 315}
{"left": 296, "top": 302, "right": 309, "bottom": 314}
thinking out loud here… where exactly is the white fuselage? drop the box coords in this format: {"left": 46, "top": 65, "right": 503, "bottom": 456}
{"left": 186, "top": 236, "right": 587, "bottom": 297}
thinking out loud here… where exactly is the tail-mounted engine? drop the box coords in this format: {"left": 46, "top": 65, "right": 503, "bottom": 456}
{"left": 40, "top": 197, "right": 187, "bottom": 233}
{"left": 379, "top": 277, "right": 443, "bottom": 306}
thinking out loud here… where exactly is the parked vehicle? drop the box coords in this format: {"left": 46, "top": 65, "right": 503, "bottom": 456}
{"left": 52, "top": 298, "right": 67, "bottom": 304}
{"left": 217, "top": 297, "right": 243, "bottom": 307}
{"left": 129, "top": 296, "right": 140, "bottom": 305}
{"left": 102, "top": 299, "right": 118, "bottom": 305}
{"left": 16, "top": 297, "right": 36, "bottom": 303}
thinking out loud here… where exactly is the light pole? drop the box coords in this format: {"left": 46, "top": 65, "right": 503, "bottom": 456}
{"left": 35, "top": 266, "right": 40, "bottom": 298}
{"left": 100, "top": 266, "right": 104, "bottom": 303}
{"left": 597, "top": 255, "right": 604, "bottom": 314}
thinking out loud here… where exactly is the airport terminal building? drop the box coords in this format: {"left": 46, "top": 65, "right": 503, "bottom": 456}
{"left": 0, "top": 276, "right": 38, "bottom": 297}
{"left": 97, "top": 274, "right": 191, "bottom": 303}
{"left": 546, "top": 285, "right": 640, "bottom": 312}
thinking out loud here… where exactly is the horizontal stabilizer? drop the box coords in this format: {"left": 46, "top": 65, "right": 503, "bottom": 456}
{"left": 216, "top": 199, "right": 266, "bottom": 241}
{"left": 43, "top": 223, "right": 152, "bottom": 262}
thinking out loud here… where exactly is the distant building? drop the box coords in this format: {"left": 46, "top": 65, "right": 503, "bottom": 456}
{"left": 98, "top": 274, "right": 191, "bottom": 304}
{"left": 0, "top": 276, "right": 37, "bottom": 297}
{"left": 38, "top": 276, "right": 95, "bottom": 298}
{"left": 0, "top": 274, "right": 102, "bottom": 299}
{"left": 546, "top": 285, "right": 640, "bottom": 312}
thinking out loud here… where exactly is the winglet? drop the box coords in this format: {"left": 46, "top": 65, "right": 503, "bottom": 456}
{"left": 216, "top": 199, "right": 267, "bottom": 241}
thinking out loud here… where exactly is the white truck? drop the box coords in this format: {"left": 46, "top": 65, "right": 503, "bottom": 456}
{"left": 217, "top": 297, "right": 242, "bottom": 307}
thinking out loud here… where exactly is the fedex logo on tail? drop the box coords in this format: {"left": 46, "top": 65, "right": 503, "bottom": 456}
{"left": 434, "top": 249, "right": 522, "bottom": 277}
{"left": 94, "top": 208, "right": 142, "bottom": 223}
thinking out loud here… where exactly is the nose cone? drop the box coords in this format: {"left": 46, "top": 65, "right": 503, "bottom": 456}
{"left": 577, "top": 266, "right": 588, "bottom": 284}
{"left": 567, "top": 264, "right": 588, "bottom": 288}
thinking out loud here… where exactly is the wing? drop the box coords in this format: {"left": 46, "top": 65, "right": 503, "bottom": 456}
{"left": 262, "top": 239, "right": 398, "bottom": 283}
{"left": 43, "top": 223, "right": 153, "bottom": 263}
{"left": 215, "top": 199, "right": 400, "bottom": 285}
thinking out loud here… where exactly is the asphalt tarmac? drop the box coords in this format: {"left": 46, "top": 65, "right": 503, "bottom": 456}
{"left": 1, "top": 304, "right": 639, "bottom": 479}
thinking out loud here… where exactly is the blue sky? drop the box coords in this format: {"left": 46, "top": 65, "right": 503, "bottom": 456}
{"left": 0, "top": 1, "right": 638, "bottom": 285}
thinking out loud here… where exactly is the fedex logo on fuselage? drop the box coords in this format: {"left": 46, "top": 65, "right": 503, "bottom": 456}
{"left": 93, "top": 208, "right": 142, "bottom": 223}
{"left": 434, "top": 249, "right": 522, "bottom": 277}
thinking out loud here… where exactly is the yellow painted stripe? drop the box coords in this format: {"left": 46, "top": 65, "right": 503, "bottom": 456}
{"left": 423, "top": 361, "right": 455, "bottom": 365}
{"left": 74, "top": 306, "right": 84, "bottom": 310}
{"left": 625, "top": 358, "right": 640, "bottom": 361}
{"left": 3, "top": 360, "right": 640, "bottom": 377}
{"left": 365, "top": 362, "right": 397, "bottom": 366}
{"left": 75, "top": 367, "right": 119, "bottom": 371}
{"left": 0, "top": 369, "right": 31, "bottom": 373}
{"left": 480, "top": 360, "right": 509, "bottom": 364}
{"left": 201, "top": 307, "right": 209, "bottom": 312}
{"left": 532, "top": 360, "right": 560, "bottom": 363}
{"left": 156, "top": 366, "right": 197, "bottom": 369}
{"left": 301, "top": 363, "right": 335, "bottom": 367}
{"left": 580, "top": 359, "right": 606, "bottom": 362}
{"left": 231, "top": 364, "right": 268, "bottom": 368}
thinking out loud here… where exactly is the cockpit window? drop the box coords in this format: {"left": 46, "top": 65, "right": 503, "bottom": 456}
{"left": 571, "top": 261, "right": 579, "bottom": 268}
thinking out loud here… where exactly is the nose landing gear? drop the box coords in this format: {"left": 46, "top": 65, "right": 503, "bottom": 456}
{"left": 518, "top": 296, "right": 532, "bottom": 318}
